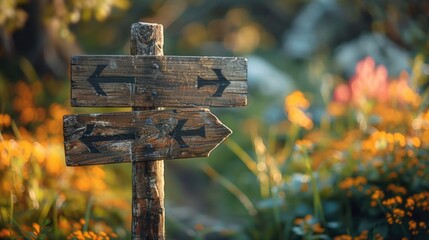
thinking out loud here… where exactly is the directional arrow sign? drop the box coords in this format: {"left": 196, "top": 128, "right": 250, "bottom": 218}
{"left": 63, "top": 108, "right": 232, "bottom": 166}
{"left": 197, "top": 69, "right": 230, "bottom": 97}
{"left": 87, "top": 64, "right": 135, "bottom": 96}
{"left": 70, "top": 55, "right": 247, "bottom": 107}
{"left": 78, "top": 124, "right": 136, "bottom": 153}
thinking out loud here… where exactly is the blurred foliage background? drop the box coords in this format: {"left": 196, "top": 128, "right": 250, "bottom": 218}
{"left": 1, "top": 0, "right": 429, "bottom": 239}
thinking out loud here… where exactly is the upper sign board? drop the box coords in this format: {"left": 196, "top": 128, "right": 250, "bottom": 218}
{"left": 70, "top": 55, "right": 247, "bottom": 107}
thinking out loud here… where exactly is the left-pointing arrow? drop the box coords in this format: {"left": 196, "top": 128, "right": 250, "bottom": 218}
{"left": 88, "top": 64, "right": 135, "bottom": 96}
{"left": 79, "top": 124, "right": 136, "bottom": 153}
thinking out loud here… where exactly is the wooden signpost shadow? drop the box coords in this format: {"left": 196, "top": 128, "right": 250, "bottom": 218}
{"left": 63, "top": 22, "right": 247, "bottom": 239}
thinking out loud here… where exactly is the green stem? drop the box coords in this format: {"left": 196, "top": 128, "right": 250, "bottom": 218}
{"left": 9, "top": 191, "right": 14, "bottom": 229}
{"left": 201, "top": 163, "right": 257, "bottom": 216}
{"left": 225, "top": 139, "right": 258, "bottom": 175}
{"left": 53, "top": 196, "right": 59, "bottom": 238}
{"left": 276, "top": 123, "right": 301, "bottom": 167}
{"left": 305, "top": 151, "right": 325, "bottom": 223}
{"left": 83, "top": 195, "right": 94, "bottom": 232}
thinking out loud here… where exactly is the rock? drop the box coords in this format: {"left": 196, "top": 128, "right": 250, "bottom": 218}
{"left": 282, "top": 0, "right": 345, "bottom": 59}
{"left": 248, "top": 55, "right": 295, "bottom": 96}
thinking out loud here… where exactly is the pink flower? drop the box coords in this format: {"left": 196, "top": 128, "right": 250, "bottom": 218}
{"left": 333, "top": 83, "right": 351, "bottom": 103}
{"left": 350, "top": 57, "right": 388, "bottom": 105}
{"left": 333, "top": 57, "right": 389, "bottom": 108}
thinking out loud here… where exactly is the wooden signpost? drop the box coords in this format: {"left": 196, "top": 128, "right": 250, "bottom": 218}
{"left": 63, "top": 22, "right": 247, "bottom": 239}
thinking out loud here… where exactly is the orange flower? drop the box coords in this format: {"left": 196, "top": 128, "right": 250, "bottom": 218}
{"left": 387, "top": 184, "right": 407, "bottom": 195}
{"left": 0, "top": 114, "right": 11, "bottom": 127}
{"left": 370, "top": 189, "right": 385, "bottom": 207}
{"left": 285, "top": 91, "right": 310, "bottom": 110}
{"left": 295, "top": 139, "right": 313, "bottom": 151}
{"left": 284, "top": 91, "right": 313, "bottom": 129}
{"left": 73, "top": 167, "right": 107, "bottom": 193}
{"left": 334, "top": 235, "right": 352, "bottom": 240}
{"left": 0, "top": 229, "right": 12, "bottom": 238}
{"left": 32, "top": 223, "right": 41, "bottom": 236}
{"left": 67, "top": 229, "right": 115, "bottom": 240}
{"left": 409, "top": 220, "right": 417, "bottom": 230}
{"left": 387, "top": 71, "right": 421, "bottom": 108}
{"left": 327, "top": 102, "right": 347, "bottom": 117}
{"left": 339, "top": 176, "right": 367, "bottom": 190}
{"left": 44, "top": 145, "right": 65, "bottom": 175}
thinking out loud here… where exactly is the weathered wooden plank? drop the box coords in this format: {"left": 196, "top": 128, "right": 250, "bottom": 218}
{"left": 70, "top": 55, "right": 247, "bottom": 107}
{"left": 63, "top": 108, "right": 232, "bottom": 166}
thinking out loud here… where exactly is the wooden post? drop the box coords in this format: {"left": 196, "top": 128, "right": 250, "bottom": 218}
{"left": 130, "top": 22, "right": 165, "bottom": 240}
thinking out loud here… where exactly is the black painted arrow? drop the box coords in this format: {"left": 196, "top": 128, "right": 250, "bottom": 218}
{"left": 168, "top": 119, "right": 206, "bottom": 148}
{"left": 197, "top": 68, "right": 231, "bottom": 97}
{"left": 88, "top": 64, "right": 135, "bottom": 96}
{"left": 79, "top": 124, "right": 136, "bottom": 153}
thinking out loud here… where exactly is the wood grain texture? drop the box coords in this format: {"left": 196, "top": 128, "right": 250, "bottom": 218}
{"left": 63, "top": 108, "right": 232, "bottom": 166}
{"left": 130, "top": 22, "right": 165, "bottom": 240}
{"left": 70, "top": 55, "right": 247, "bottom": 107}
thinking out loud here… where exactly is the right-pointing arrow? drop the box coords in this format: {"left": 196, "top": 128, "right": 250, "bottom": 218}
{"left": 197, "top": 68, "right": 231, "bottom": 97}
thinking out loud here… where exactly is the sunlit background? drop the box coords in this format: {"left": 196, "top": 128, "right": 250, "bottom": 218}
{"left": 1, "top": 0, "right": 429, "bottom": 239}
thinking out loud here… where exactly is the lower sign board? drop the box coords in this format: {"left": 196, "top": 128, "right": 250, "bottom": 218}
{"left": 63, "top": 108, "right": 231, "bottom": 166}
